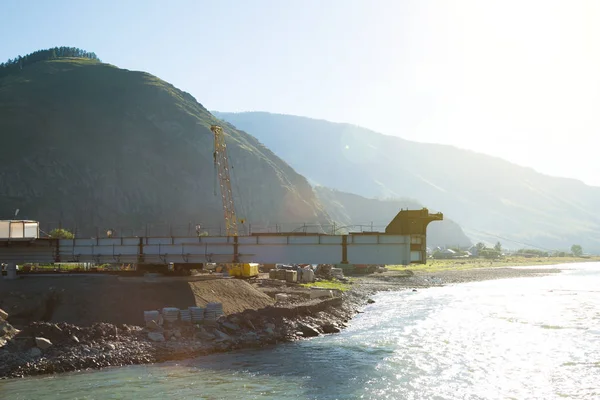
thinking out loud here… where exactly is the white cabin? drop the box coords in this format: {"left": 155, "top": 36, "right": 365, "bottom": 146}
{"left": 0, "top": 220, "right": 40, "bottom": 239}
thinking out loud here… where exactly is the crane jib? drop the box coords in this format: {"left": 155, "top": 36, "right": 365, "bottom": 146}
{"left": 211, "top": 125, "right": 239, "bottom": 237}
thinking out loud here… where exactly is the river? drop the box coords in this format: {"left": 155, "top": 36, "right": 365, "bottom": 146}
{"left": 1, "top": 262, "right": 599, "bottom": 399}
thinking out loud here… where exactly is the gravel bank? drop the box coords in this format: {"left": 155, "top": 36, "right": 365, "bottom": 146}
{"left": 353, "top": 266, "right": 562, "bottom": 294}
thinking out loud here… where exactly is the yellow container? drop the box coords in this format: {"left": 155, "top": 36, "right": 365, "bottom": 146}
{"left": 242, "top": 263, "right": 259, "bottom": 278}
{"left": 228, "top": 264, "right": 242, "bottom": 277}
{"left": 227, "top": 263, "right": 259, "bottom": 278}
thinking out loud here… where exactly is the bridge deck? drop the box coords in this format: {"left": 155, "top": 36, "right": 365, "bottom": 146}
{"left": 0, "top": 233, "right": 417, "bottom": 265}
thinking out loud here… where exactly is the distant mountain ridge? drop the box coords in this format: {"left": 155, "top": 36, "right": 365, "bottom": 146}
{"left": 214, "top": 111, "right": 600, "bottom": 252}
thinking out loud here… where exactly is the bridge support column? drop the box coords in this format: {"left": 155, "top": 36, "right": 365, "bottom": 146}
{"left": 137, "top": 237, "right": 145, "bottom": 264}
{"left": 233, "top": 236, "right": 239, "bottom": 263}
{"left": 341, "top": 235, "right": 348, "bottom": 264}
{"left": 5, "top": 263, "right": 17, "bottom": 280}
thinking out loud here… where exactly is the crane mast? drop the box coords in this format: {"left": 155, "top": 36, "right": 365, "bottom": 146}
{"left": 210, "top": 125, "right": 239, "bottom": 237}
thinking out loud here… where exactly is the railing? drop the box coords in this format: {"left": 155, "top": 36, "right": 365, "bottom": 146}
{"left": 38, "top": 221, "right": 390, "bottom": 238}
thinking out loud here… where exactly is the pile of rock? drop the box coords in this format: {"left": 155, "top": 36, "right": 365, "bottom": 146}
{"left": 1, "top": 322, "right": 150, "bottom": 378}
{"left": 314, "top": 265, "right": 347, "bottom": 281}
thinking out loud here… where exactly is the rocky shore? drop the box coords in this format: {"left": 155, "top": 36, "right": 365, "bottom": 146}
{"left": 0, "top": 293, "right": 363, "bottom": 379}
{"left": 0, "top": 266, "right": 561, "bottom": 379}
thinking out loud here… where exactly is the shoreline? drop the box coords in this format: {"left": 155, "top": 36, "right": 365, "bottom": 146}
{"left": 0, "top": 264, "right": 573, "bottom": 379}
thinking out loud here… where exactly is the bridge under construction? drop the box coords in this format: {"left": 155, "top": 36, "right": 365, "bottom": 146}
{"left": 0, "top": 209, "right": 443, "bottom": 267}
{"left": 1, "top": 125, "right": 443, "bottom": 270}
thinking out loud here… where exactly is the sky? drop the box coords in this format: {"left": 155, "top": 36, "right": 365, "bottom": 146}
{"left": 2, "top": 0, "right": 599, "bottom": 186}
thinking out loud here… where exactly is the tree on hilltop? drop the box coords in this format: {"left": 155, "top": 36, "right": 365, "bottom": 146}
{"left": 0, "top": 46, "right": 100, "bottom": 78}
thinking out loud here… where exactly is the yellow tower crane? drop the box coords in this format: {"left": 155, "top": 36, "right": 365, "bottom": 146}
{"left": 210, "top": 125, "right": 257, "bottom": 278}
{"left": 211, "top": 125, "right": 239, "bottom": 237}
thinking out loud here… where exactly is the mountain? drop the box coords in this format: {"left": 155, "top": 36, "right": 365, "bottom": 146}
{"left": 314, "top": 187, "right": 471, "bottom": 249}
{"left": 214, "top": 112, "right": 600, "bottom": 253}
{"left": 0, "top": 55, "right": 331, "bottom": 236}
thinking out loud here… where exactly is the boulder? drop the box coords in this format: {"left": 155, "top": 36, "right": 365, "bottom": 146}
{"left": 309, "top": 288, "right": 333, "bottom": 299}
{"left": 297, "top": 323, "right": 320, "bottom": 337}
{"left": 0, "top": 320, "right": 19, "bottom": 348}
{"left": 196, "top": 328, "right": 216, "bottom": 341}
{"left": 241, "top": 332, "right": 259, "bottom": 343}
{"left": 146, "top": 320, "right": 164, "bottom": 332}
{"left": 275, "top": 293, "right": 289, "bottom": 302}
{"left": 147, "top": 332, "right": 165, "bottom": 342}
{"left": 29, "top": 347, "right": 42, "bottom": 358}
{"left": 35, "top": 337, "right": 53, "bottom": 350}
{"left": 214, "top": 329, "right": 232, "bottom": 342}
{"left": 322, "top": 324, "right": 341, "bottom": 334}
{"left": 27, "top": 323, "right": 66, "bottom": 344}
{"left": 0, "top": 320, "right": 15, "bottom": 335}
{"left": 221, "top": 321, "right": 240, "bottom": 332}
{"left": 265, "top": 323, "right": 276, "bottom": 331}
{"left": 245, "top": 319, "right": 256, "bottom": 330}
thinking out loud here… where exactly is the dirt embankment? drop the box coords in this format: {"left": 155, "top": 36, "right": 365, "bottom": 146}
{"left": 0, "top": 276, "right": 274, "bottom": 328}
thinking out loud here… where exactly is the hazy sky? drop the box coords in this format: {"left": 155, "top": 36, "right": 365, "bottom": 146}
{"left": 2, "top": 0, "right": 599, "bottom": 186}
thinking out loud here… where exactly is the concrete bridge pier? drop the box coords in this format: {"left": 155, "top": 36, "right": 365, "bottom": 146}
{"left": 4, "top": 263, "right": 17, "bottom": 280}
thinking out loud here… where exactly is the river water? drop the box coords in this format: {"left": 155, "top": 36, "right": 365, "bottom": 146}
{"left": 1, "top": 263, "right": 599, "bottom": 400}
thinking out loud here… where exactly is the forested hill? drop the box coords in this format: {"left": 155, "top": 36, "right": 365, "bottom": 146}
{"left": 0, "top": 46, "right": 99, "bottom": 78}
{"left": 0, "top": 54, "right": 331, "bottom": 235}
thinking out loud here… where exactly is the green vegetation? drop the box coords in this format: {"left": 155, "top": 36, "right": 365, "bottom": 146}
{"left": 571, "top": 244, "right": 583, "bottom": 257}
{"left": 480, "top": 249, "right": 501, "bottom": 259}
{"left": 23, "top": 263, "right": 129, "bottom": 271}
{"left": 514, "top": 248, "right": 551, "bottom": 257}
{"left": 0, "top": 52, "right": 330, "bottom": 234}
{"left": 301, "top": 280, "right": 351, "bottom": 291}
{"left": 33, "top": 263, "right": 85, "bottom": 270}
{"left": 48, "top": 228, "right": 74, "bottom": 239}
